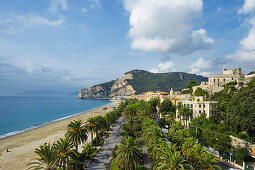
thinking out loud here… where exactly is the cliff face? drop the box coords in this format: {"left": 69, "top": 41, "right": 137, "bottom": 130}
{"left": 77, "top": 70, "right": 208, "bottom": 99}
{"left": 78, "top": 73, "right": 136, "bottom": 99}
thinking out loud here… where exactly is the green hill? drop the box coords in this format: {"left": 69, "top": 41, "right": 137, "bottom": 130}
{"left": 78, "top": 69, "right": 208, "bottom": 98}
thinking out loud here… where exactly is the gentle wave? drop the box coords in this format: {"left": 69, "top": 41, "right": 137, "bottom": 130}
{"left": 0, "top": 102, "right": 112, "bottom": 139}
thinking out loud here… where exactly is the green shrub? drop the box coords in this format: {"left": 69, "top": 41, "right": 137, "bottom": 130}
{"left": 238, "top": 132, "right": 247, "bottom": 140}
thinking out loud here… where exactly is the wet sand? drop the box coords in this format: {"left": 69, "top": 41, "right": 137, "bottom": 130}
{"left": 0, "top": 100, "right": 120, "bottom": 170}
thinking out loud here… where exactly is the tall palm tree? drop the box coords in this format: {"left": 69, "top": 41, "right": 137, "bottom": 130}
{"left": 200, "top": 152, "right": 221, "bottom": 170}
{"left": 173, "top": 129, "right": 190, "bottom": 146}
{"left": 27, "top": 143, "right": 58, "bottom": 170}
{"left": 65, "top": 120, "right": 88, "bottom": 152}
{"left": 123, "top": 105, "right": 137, "bottom": 137}
{"left": 87, "top": 117, "right": 97, "bottom": 142}
{"left": 115, "top": 136, "right": 142, "bottom": 169}
{"left": 179, "top": 106, "right": 192, "bottom": 129}
{"left": 54, "top": 138, "right": 76, "bottom": 170}
{"left": 154, "top": 144, "right": 192, "bottom": 170}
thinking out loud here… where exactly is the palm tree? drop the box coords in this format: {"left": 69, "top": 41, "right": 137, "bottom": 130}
{"left": 65, "top": 120, "right": 88, "bottom": 152}
{"left": 87, "top": 117, "right": 97, "bottom": 142}
{"left": 154, "top": 144, "right": 192, "bottom": 170}
{"left": 173, "top": 129, "right": 190, "bottom": 146}
{"left": 115, "top": 136, "right": 142, "bottom": 169}
{"left": 54, "top": 138, "right": 76, "bottom": 170}
{"left": 27, "top": 143, "right": 58, "bottom": 170}
{"left": 200, "top": 152, "right": 221, "bottom": 170}
{"left": 123, "top": 106, "right": 137, "bottom": 137}
{"left": 179, "top": 106, "right": 192, "bottom": 129}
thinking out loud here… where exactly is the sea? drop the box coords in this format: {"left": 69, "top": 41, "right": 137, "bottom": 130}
{"left": 0, "top": 96, "right": 111, "bottom": 139}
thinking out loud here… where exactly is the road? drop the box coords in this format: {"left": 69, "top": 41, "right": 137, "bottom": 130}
{"left": 87, "top": 116, "right": 125, "bottom": 170}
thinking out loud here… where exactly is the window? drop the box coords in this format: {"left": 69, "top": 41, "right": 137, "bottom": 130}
{"left": 232, "top": 78, "right": 234, "bottom": 80}
{"left": 199, "top": 110, "right": 201, "bottom": 114}
{"left": 187, "top": 104, "right": 189, "bottom": 107}
{"left": 214, "top": 79, "right": 215, "bottom": 82}
{"left": 224, "top": 78, "right": 225, "bottom": 82}
{"left": 191, "top": 104, "right": 193, "bottom": 108}
{"left": 218, "top": 79, "right": 219, "bottom": 82}
{"left": 204, "top": 104, "right": 205, "bottom": 108}
{"left": 204, "top": 110, "right": 205, "bottom": 113}
{"left": 184, "top": 104, "right": 186, "bottom": 107}
{"left": 199, "top": 104, "right": 201, "bottom": 108}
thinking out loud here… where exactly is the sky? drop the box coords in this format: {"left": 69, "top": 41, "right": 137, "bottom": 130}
{"left": 0, "top": 0, "right": 255, "bottom": 95}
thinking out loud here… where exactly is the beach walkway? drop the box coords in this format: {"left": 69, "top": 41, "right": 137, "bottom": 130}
{"left": 87, "top": 116, "right": 125, "bottom": 170}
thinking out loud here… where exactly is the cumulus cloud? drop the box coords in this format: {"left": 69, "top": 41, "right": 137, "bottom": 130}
{"left": 150, "top": 61, "right": 175, "bottom": 73}
{"left": 225, "top": 0, "right": 255, "bottom": 62}
{"left": 190, "top": 57, "right": 212, "bottom": 77}
{"left": 238, "top": 0, "right": 255, "bottom": 14}
{"left": 124, "top": 0, "right": 214, "bottom": 54}
{"left": 18, "top": 15, "right": 65, "bottom": 26}
{"left": 49, "top": 0, "right": 67, "bottom": 13}
{"left": 240, "top": 17, "right": 255, "bottom": 51}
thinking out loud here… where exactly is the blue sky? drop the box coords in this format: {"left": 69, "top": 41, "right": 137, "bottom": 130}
{"left": 0, "top": 0, "right": 255, "bottom": 95}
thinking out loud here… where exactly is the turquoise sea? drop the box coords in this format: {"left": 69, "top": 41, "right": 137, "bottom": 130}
{"left": 0, "top": 96, "right": 111, "bottom": 138}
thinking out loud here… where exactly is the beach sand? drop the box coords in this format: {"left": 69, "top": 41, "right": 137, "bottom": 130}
{"left": 0, "top": 100, "right": 120, "bottom": 170}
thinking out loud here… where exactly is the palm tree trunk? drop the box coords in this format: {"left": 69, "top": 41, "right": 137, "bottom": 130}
{"left": 91, "top": 132, "right": 93, "bottom": 142}
{"left": 186, "top": 119, "right": 188, "bottom": 129}
{"left": 76, "top": 142, "right": 78, "bottom": 152}
{"left": 131, "top": 115, "right": 133, "bottom": 137}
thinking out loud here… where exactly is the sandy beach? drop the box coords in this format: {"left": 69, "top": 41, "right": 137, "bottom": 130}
{"left": 0, "top": 100, "right": 120, "bottom": 170}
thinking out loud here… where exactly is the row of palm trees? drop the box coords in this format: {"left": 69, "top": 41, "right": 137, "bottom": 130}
{"left": 27, "top": 101, "right": 127, "bottom": 170}
{"left": 112, "top": 101, "right": 151, "bottom": 169}
{"left": 143, "top": 115, "right": 221, "bottom": 169}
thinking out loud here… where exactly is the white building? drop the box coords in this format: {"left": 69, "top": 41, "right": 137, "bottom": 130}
{"left": 178, "top": 95, "right": 218, "bottom": 119}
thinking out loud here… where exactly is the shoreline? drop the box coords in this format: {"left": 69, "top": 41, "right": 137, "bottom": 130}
{"left": 0, "top": 100, "right": 120, "bottom": 170}
{"left": 0, "top": 100, "right": 112, "bottom": 139}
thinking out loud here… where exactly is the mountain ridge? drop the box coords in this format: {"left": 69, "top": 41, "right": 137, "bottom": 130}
{"left": 77, "top": 70, "right": 208, "bottom": 99}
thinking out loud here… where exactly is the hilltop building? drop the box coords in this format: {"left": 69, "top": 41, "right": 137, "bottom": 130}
{"left": 193, "top": 68, "right": 255, "bottom": 94}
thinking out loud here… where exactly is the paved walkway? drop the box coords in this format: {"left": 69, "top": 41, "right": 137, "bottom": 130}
{"left": 87, "top": 116, "right": 125, "bottom": 170}
{"left": 142, "top": 145, "right": 151, "bottom": 170}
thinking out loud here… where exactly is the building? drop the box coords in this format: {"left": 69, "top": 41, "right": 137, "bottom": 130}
{"left": 130, "top": 91, "right": 170, "bottom": 101}
{"left": 193, "top": 68, "right": 255, "bottom": 94}
{"left": 177, "top": 95, "right": 218, "bottom": 119}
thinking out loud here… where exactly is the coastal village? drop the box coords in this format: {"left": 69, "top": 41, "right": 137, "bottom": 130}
{"left": 1, "top": 67, "right": 255, "bottom": 170}
{"left": 113, "top": 67, "right": 255, "bottom": 169}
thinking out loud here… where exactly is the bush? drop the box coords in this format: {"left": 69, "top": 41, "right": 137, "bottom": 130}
{"left": 92, "top": 137, "right": 104, "bottom": 146}
{"left": 233, "top": 148, "right": 249, "bottom": 165}
{"left": 120, "top": 130, "right": 128, "bottom": 137}
{"left": 238, "top": 132, "right": 247, "bottom": 140}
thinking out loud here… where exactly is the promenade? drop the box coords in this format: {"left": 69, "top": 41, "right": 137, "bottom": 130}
{"left": 87, "top": 116, "right": 125, "bottom": 170}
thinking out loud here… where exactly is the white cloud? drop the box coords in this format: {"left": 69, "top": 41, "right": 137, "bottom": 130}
{"left": 150, "top": 61, "right": 175, "bottom": 73}
{"left": 49, "top": 0, "right": 67, "bottom": 13}
{"left": 225, "top": 1, "right": 255, "bottom": 62}
{"left": 124, "top": 0, "right": 214, "bottom": 54}
{"left": 225, "top": 50, "right": 255, "bottom": 61}
{"left": 217, "top": 7, "right": 221, "bottom": 11}
{"left": 238, "top": 0, "right": 255, "bottom": 14}
{"left": 18, "top": 15, "right": 65, "bottom": 26}
{"left": 240, "top": 17, "right": 255, "bottom": 51}
{"left": 190, "top": 57, "right": 212, "bottom": 76}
